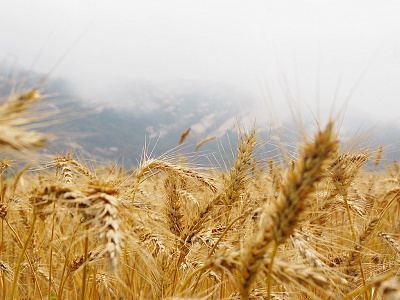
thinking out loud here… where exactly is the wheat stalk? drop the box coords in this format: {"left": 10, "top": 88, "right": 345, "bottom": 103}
{"left": 239, "top": 121, "right": 337, "bottom": 299}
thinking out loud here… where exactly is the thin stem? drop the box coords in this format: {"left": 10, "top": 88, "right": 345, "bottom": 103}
{"left": 81, "top": 232, "right": 89, "bottom": 300}
{"left": 178, "top": 264, "right": 208, "bottom": 294}
{"left": 58, "top": 227, "right": 80, "bottom": 298}
{"left": 344, "top": 195, "right": 368, "bottom": 299}
{"left": 58, "top": 270, "right": 71, "bottom": 300}
{"left": 131, "top": 177, "right": 140, "bottom": 212}
{"left": 266, "top": 242, "right": 278, "bottom": 300}
{"left": 343, "top": 195, "right": 356, "bottom": 241}
{"left": 1, "top": 170, "right": 4, "bottom": 300}
{"left": 48, "top": 202, "right": 56, "bottom": 300}
{"left": 220, "top": 271, "right": 225, "bottom": 299}
{"left": 5, "top": 218, "right": 43, "bottom": 300}
{"left": 207, "top": 215, "right": 244, "bottom": 259}
{"left": 10, "top": 214, "right": 38, "bottom": 300}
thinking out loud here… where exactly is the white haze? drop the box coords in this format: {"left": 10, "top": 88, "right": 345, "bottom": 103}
{"left": 1, "top": 0, "right": 400, "bottom": 125}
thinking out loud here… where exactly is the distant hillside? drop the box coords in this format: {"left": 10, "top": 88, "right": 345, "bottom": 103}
{"left": 2, "top": 69, "right": 399, "bottom": 169}
{"left": 45, "top": 80, "right": 262, "bottom": 167}
{"left": 47, "top": 100, "right": 400, "bottom": 170}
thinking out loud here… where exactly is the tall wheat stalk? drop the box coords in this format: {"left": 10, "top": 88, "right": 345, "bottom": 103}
{"left": 239, "top": 121, "right": 337, "bottom": 299}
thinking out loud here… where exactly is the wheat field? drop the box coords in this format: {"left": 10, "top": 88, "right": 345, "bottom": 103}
{"left": 0, "top": 86, "right": 399, "bottom": 300}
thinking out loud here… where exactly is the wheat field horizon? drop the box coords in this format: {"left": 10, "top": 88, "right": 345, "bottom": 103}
{"left": 0, "top": 80, "right": 399, "bottom": 300}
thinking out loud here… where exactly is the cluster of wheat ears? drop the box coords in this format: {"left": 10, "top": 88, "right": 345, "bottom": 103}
{"left": 0, "top": 86, "right": 400, "bottom": 300}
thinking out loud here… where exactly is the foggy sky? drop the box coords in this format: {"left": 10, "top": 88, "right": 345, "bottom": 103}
{"left": 1, "top": 0, "right": 400, "bottom": 124}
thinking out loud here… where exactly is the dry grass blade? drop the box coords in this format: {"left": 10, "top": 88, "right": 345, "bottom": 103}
{"left": 196, "top": 136, "right": 216, "bottom": 152}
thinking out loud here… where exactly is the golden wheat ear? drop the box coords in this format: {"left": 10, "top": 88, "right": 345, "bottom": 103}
{"left": 0, "top": 89, "right": 51, "bottom": 150}
{"left": 83, "top": 181, "right": 123, "bottom": 272}
{"left": 223, "top": 126, "right": 257, "bottom": 206}
{"left": 239, "top": 121, "right": 338, "bottom": 299}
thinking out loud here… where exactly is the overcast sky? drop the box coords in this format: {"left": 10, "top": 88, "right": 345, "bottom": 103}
{"left": 1, "top": 1, "right": 400, "bottom": 125}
